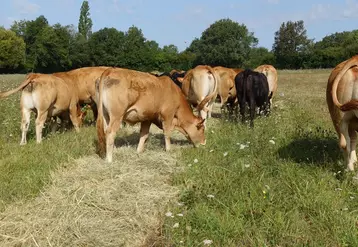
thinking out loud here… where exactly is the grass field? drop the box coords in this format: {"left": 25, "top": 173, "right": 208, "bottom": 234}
{"left": 0, "top": 70, "right": 357, "bottom": 246}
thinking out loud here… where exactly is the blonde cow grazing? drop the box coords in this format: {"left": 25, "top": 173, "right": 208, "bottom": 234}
{"left": 327, "top": 55, "right": 358, "bottom": 172}
{"left": 0, "top": 73, "right": 81, "bottom": 144}
{"left": 181, "top": 65, "right": 219, "bottom": 120}
{"left": 254, "top": 64, "right": 278, "bottom": 104}
{"left": 53, "top": 66, "right": 110, "bottom": 120}
{"left": 96, "top": 68, "right": 207, "bottom": 163}
{"left": 213, "top": 66, "right": 241, "bottom": 114}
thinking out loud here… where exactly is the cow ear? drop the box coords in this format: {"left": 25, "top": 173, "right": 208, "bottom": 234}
{"left": 196, "top": 118, "right": 206, "bottom": 128}
{"left": 177, "top": 77, "right": 184, "bottom": 83}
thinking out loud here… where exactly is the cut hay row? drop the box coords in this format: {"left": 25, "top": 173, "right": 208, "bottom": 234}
{"left": 0, "top": 124, "right": 187, "bottom": 247}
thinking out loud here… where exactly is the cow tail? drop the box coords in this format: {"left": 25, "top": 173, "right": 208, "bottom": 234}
{"left": 96, "top": 68, "right": 111, "bottom": 158}
{"left": 0, "top": 74, "right": 35, "bottom": 99}
{"left": 181, "top": 69, "right": 193, "bottom": 98}
{"left": 331, "top": 56, "right": 358, "bottom": 110}
{"left": 197, "top": 66, "right": 218, "bottom": 111}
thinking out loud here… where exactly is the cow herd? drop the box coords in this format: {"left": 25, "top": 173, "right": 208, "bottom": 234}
{"left": 2, "top": 55, "right": 358, "bottom": 174}
{"left": 0, "top": 64, "right": 277, "bottom": 162}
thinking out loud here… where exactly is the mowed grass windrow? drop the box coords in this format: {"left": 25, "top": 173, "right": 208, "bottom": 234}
{"left": 0, "top": 70, "right": 358, "bottom": 246}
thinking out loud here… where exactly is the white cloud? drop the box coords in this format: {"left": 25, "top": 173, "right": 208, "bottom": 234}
{"left": 309, "top": 4, "right": 331, "bottom": 20}
{"left": 342, "top": 0, "right": 358, "bottom": 18}
{"left": 12, "top": 0, "right": 40, "bottom": 15}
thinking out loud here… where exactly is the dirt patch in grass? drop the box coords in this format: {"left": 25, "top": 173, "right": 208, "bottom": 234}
{"left": 0, "top": 125, "right": 187, "bottom": 247}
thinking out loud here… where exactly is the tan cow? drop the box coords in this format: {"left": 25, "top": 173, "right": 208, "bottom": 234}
{"left": 0, "top": 73, "right": 81, "bottom": 144}
{"left": 181, "top": 65, "right": 219, "bottom": 121}
{"left": 213, "top": 66, "right": 241, "bottom": 114}
{"left": 53, "top": 66, "right": 110, "bottom": 120}
{"left": 96, "top": 67, "right": 206, "bottom": 163}
{"left": 328, "top": 55, "right": 358, "bottom": 172}
{"left": 254, "top": 64, "right": 278, "bottom": 104}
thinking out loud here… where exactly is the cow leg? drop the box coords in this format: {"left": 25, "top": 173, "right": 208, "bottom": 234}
{"left": 106, "top": 117, "right": 122, "bottom": 163}
{"left": 35, "top": 110, "right": 48, "bottom": 144}
{"left": 339, "top": 133, "right": 348, "bottom": 166}
{"left": 340, "top": 118, "right": 353, "bottom": 171}
{"left": 20, "top": 108, "right": 31, "bottom": 145}
{"left": 207, "top": 103, "right": 214, "bottom": 119}
{"left": 137, "top": 121, "right": 151, "bottom": 153}
{"left": 90, "top": 102, "right": 98, "bottom": 122}
{"left": 162, "top": 120, "right": 174, "bottom": 151}
{"left": 239, "top": 101, "right": 246, "bottom": 124}
{"left": 348, "top": 125, "right": 357, "bottom": 171}
{"left": 68, "top": 104, "right": 80, "bottom": 132}
{"left": 249, "top": 99, "right": 255, "bottom": 128}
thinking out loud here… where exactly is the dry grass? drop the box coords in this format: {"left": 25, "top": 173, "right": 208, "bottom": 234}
{"left": 0, "top": 125, "right": 187, "bottom": 247}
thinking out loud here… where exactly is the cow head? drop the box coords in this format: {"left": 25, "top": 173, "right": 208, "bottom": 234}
{"left": 188, "top": 117, "right": 206, "bottom": 147}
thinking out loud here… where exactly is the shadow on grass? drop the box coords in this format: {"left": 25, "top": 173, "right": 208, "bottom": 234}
{"left": 152, "top": 133, "right": 191, "bottom": 147}
{"left": 277, "top": 137, "right": 343, "bottom": 172}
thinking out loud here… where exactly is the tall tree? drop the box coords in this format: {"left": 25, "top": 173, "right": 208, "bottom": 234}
{"left": 0, "top": 28, "right": 26, "bottom": 72}
{"left": 78, "top": 0, "right": 92, "bottom": 40}
{"left": 272, "top": 20, "right": 313, "bottom": 69}
{"left": 89, "top": 27, "right": 126, "bottom": 67}
{"left": 187, "top": 19, "right": 258, "bottom": 67}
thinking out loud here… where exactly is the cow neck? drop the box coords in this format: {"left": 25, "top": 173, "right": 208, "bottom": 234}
{"left": 176, "top": 98, "right": 198, "bottom": 129}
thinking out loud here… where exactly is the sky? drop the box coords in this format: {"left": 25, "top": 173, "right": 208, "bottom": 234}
{"left": 1, "top": 0, "right": 358, "bottom": 51}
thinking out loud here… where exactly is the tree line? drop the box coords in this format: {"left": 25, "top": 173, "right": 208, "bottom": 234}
{"left": 1, "top": 1, "right": 357, "bottom": 74}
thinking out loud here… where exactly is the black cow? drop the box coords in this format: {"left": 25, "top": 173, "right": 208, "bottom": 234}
{"left": 235, "top": 69, "right": 271, "bottom": 127}
{"left": 154, "top": 71, "right": 186, "bottom": 88}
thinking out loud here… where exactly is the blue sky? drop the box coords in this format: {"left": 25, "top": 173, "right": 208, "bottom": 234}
{"left": 1, "top": 0, "right": 358, "bottom": 51}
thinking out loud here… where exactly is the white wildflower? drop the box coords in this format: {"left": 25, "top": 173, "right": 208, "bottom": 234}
{"left": 244, "top": 164, "right": 250, "bottom": 168}
{"left": 177, "top": 213, "right": 184, "bottom": 217}
{"left": 194, "top": 159, "right": 198, "bottom": 163}
{"left": 239, "top": 144, "right": 247, "bottom": 149}
{"left": 335, "top": 188, "right": 343, "bottom": 191}
{"left": 342, "top": 207, "right": 348, "bottom": 211}
{"left": 350, "top": 196, "right": 355, "bottom": 200}
{"left": 269, "top": 140, "right": 275, "bottom": 145}
{"left": 203, "top": 239, "right": 213, "bottom": 245}
{"left": 223, "top": 152, "right": 228, "bottom": 157}
{"left": 177, "top": 202, "right": 184, "bottom": 206}
{"left": 211, "top": 130, "right": 215, "bottom": 133}
{"left": 188, "top": 164, "right": 192, "bottom": 167}
{"left": 209, "top": 149, "right": 214, "bottom": 153}
{"left": 207, "top": 194, "right": 215, "bottom": 198}
{"left": 165, "top": 212, "right": 173, "bottom": 217}
{"left": 173, "top": 222, "right": 179, "bottom": 228}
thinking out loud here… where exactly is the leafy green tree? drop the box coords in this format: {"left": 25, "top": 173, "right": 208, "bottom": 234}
{"left": 69, "top": 32, "right": 91, "bottom": 68}
{"left": 187, "top": 19, "right": 258, "bottom": 67}
{"left": 34, "top": 24, "right": 73, "bottom": 72}
{"left": 89, "top": 27, "right": 126, "bottom": 67}
{"left": 0, "top": 28, "right": 26, "bottom": 72}
{"left": 309, "top": 30, "right": 358, "bottom": 68}
{"left": 10, "top": 15, "right": 50, "bottom": 71}
{"left": 78, "top": 0, "right": 92, "bottom": 40}
{"left": 243, "top": 47, "right": 275, "bottom": 68}
{"left": 272, "top": 20, "right": 313, "bottom": 69}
